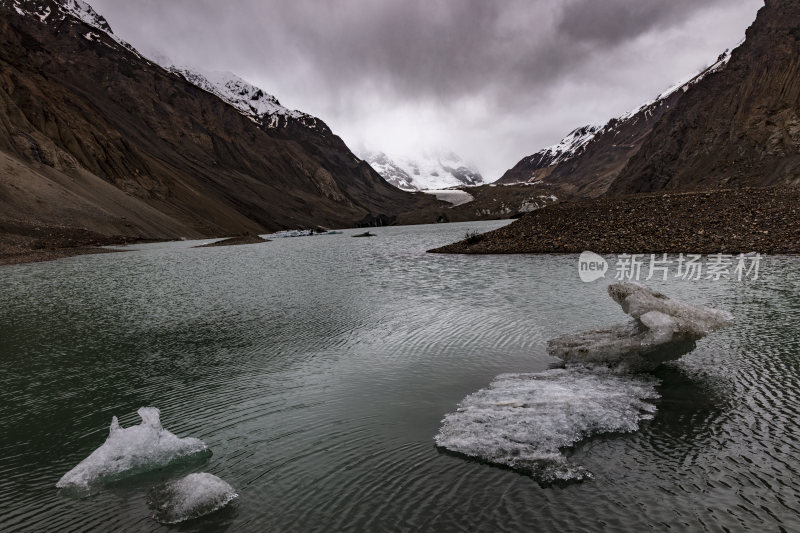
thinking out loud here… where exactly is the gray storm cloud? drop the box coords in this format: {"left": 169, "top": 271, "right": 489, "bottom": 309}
{"left": 91, "top": 0, "right": 763, "bottom": 179}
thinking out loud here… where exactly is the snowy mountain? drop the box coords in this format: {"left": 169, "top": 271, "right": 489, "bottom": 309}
{"left": 496, "top": 49, "right": 733, "bottom": 196}
{"left": 362, "top": 150, "right": 484, "bottom": 191}
{"left": 7, "top": 0, "right": 330, "bottom": 136}
{"left": 6, "top": 0, "right": 144, "bottom": 55}
{"left": 0, "top": 0, "right": 441, "bottom": 248}
{"left": 166, "top": 67, "right": 330, "bottom": 133}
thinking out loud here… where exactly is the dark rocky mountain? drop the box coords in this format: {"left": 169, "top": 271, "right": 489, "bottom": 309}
{"left": 608, "top": 0, "right": 800, "bottom": 195}
{"left": 496, "top": 52, "right": 732, "bottom": 197}
{"left": 0, "top": 0, "right": 441, "bottom": 251}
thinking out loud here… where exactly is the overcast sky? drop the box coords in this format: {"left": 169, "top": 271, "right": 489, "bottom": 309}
{"left": 91, "top": 0, "right": 763, "bottom": 180}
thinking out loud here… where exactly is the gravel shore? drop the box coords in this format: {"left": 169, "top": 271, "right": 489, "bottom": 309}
{"left": 430, "top": 187, "right": 800, "bottom": 255}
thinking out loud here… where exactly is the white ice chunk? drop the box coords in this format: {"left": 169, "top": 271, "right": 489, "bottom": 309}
{"left": 548, "top": 283, "right": 733, "bottom": 365}
{"left": 56, "top": 407, "right": 209, "bottom": 489}
{"left": 149, "top": 473, "right": 238, "bottom": 524}
{"left": 435, "top": 367, "right": 659, "bottom": 484}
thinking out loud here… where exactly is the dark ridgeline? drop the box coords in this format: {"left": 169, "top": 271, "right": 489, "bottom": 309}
{"left": 494, "top": 91, "right": 686, "bottom": 197}
{"left": 607, "top": 0, "right": 800, "bottom": 194}
{"left": 496, "top": 0, "right": 799, "bottom": 198}
{"left": 0, "top": 0, "right": 441, "bottom": 253}
{"left": 442, "top": 0, "right": 800, "bottom": 254}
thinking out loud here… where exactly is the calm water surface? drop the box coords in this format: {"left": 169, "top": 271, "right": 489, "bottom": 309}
{"left": 1, "top": 220, "right": 800, "bottom": 532}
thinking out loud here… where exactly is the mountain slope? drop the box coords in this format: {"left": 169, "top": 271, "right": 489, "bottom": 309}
{"left": 608, "top": 0, "right": 800, "bottom": 195}
{"left": 0, "top": 0, "right": 439, "bottom": 251}
{"left": 362, "top": 150, "right": 483, "bottom": 191}
{"left": 496, "top": 52, "right": 731, "bottom": 197}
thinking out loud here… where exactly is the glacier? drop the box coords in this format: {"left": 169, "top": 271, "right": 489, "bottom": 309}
{"left": 148, "top": 473, "right": 238, "bottom": 524}
{"left": 56, "top": 407, "right": 209, "bottom": 490}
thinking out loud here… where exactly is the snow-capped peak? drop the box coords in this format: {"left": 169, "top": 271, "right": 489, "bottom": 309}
{"left": 166, "top": 66, "right": 326, "bottom": 131}
{"left": 5, "top": 0, "right": 142, "bottom": 56}
{"left": 361, "top": 149, "right": 484, "bottom": 191}
{"left": 499, "top": 48, "right": 735, "bottom": 185}
{"left": 60, "top": 0, "right": 110, "bottom": 33}
{"left": 532, "top": 125, "right": 602, "bottom": 167}
{"left": 4, "top": 0, "right": 327, "bottom": 133}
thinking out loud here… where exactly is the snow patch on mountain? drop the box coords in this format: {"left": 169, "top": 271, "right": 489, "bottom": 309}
{"left": 60, "top": 0, "right": 111, "bottom": 32}
{"left": 499, "top": 49, "right": 734, "bottom": 185}
{"left": 361, "top": 150, "right": 483, "bottom": 191}
{"left": 166, "top": 67, "right": 326, "bottom": 131}
{"left": 529, "top": 125, "right": 602, "bottom": 167}
{"left": 9, "top": 0, "right": 146, "bottom": 56}
{"left": 620, "top": 48, "right": 733, "bottom": 122}
{"left": 5, "top": 1, "right": 327, "bottom": 134}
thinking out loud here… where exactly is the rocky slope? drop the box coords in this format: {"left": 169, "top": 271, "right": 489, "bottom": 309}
{"left": 608, "top": 0, "right": 800, "bottom": 195}
{"left": 496, "top": 52, "right": 732, "bottom": 197}
{"left": 362, "top": 150, "right": 483, "bottom": 191}
{"left": 0, "top": 0, "right": 441, "bottom": 260}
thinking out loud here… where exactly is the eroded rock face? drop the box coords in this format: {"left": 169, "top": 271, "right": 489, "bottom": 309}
{"left": 548, "top": 283, "right": 733, "bottom": 367}
{"left": 608, "top": 0, "right": 800, "bottom": 194}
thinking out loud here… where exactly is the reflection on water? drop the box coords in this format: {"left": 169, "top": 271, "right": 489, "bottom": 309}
{"left": 1, "top": 222, "right": 800, "bottom": 531}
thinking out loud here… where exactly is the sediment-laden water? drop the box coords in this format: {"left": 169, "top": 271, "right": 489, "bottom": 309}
{"left": 1, "top": 220, "right": 799, "bottom": 531}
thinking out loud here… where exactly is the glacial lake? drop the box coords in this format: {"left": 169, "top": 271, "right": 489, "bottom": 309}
{"left": 1, "top": 220, "right": 799, "bottom": 531}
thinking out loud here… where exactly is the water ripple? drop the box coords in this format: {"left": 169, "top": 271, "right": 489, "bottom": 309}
{"left": 2, "top": 227, "right": 800, "bottom": 531}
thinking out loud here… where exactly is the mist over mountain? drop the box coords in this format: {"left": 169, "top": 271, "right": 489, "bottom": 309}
{"left": 361, "top": 150, "right": 483, "bottom": 191}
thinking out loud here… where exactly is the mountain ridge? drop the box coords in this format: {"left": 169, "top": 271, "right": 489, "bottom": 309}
{"left": 495, "top": 49, "right": 732, "bottom": 197}
{"left": 0, "top": 0, "right": 442, "bottom": 261}
{"left": 608, "top": 0, "right": 800, "bottom": 194}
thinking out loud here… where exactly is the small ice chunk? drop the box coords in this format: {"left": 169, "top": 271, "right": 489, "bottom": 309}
{"left": 607, "top": 282, "right": 733, "bottom": 336}
{"left": 56, "top": 407, "right": 209, "bottom": 489}
{"left": 435, "top": 368, "right": 659, "bottom": 484}
{"left": 149, "top": 473, "right": 238, "bottom": 524}
{"left": 548, "top": 283, "right": 733, "bottom": 365}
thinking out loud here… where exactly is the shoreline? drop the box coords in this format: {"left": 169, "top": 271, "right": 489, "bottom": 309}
{"left": 0, "top": 231, "right": 276, "bottom": 267}
{"left": 0, "top": 246, "right": 125, "bottom": 267}
{"left": 193, "top": 234, "right": 271, "bottom": 248}
{"left": 429, "top": 186, "right": 800, "bottom": 255}
{"left": 7, "top": 185, "right": 800, "bottom": 265}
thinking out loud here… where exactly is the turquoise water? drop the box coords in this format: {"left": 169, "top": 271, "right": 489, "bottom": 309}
{"left": 1, "top": 220, "right": 799, "bottom": 531}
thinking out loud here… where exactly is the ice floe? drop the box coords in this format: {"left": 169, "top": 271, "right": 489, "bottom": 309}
{"left": 148, "top": 473, "right": 238, "bottom": 524}
{"left": 548, "top": 282, "right": 733, "bottom": 367}
{"left": 435, "top": 367, "right": 659, "bottom": 484}
{"left": 56, "top": 407, "right": 209, "bottom": 489}
{"left": 436, "top": 283, "right": 733, "bottom": 483}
